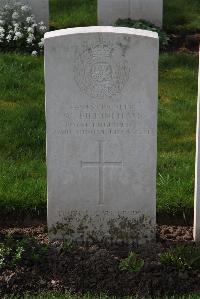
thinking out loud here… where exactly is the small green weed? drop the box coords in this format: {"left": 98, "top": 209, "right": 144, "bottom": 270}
{"left": 0, "top": 243, "right": 11, "bottom": 268}
{"left": 116, "top": 19, "right": 170, "bottom": 50}
{"left": 119, "top": 251, "right": 144, "bottom": 273}
{"left": 12, "top": 245, "right": 25, "bottom": 266}
{"left": 61, "top": 240, "right": 75, "bottom": 253}
{"left": 0, "top": 236, "right": 48, "bottom": 269}
{"left": 160, "top": 245, "right": 200, "bottom": 271}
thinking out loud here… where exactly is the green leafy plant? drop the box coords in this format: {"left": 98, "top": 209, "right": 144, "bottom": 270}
{"left": 12, "top": 245, "right": 25, "bottom": 266}
{"left": 119, "top": 251, "right": 144, "bottom": 273}
{"left": 61, "top": 239, "right": 75, "bottom": 253}
{"left": 0, "top": 243, "right": 11, "bottom": 268}
{"left": 18, "top": 237, "right": 48, "bottom": 265}
{"left": 116, "top": 19, "right": 170, "bottom": 50}
{"left": 0, "top": 236, "right": 48, "bottom": 269}
{"left": 160, "top": 245, "right": 200, "bottom": 271}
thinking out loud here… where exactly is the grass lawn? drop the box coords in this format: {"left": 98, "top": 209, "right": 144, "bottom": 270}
{"left": 0, "top": 54, "right": 46, "bottom": 217}
{"left": 163, "top": 0, "right": 200, "bottom": 34}
{"left": 157, "top": 53, "right": 198, "bottom": 216}
{"left": 49, "top": 0, "right": 97, "bottom": 29}
{"left": 0, "top": 52, "right": 198, "bottom": 218}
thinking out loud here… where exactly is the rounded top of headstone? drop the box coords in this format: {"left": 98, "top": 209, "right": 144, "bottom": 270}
{"left": 44, "top": 26, "right": 158, "bottom": 40}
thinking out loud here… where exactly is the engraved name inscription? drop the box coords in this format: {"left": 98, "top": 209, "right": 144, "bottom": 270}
{"left": 59, "top": 103, "right": 155, "bottom": 136}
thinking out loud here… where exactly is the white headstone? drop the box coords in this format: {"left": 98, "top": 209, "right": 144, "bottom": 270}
{"left": 45, "top": 26, "right": 159, "bottom": 244}
{"left": 194, "top": 49, "right": 200, "bottom": 242}
{"left": 98, "top": 0, "right": 163, "bottom": 27}
{"left": 0, "top": 0, "right": 49, "bottom": 27}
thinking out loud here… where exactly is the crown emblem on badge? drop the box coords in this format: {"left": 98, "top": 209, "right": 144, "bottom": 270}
{"left": 91, "top": 43, "right": 112, "bottom": 60}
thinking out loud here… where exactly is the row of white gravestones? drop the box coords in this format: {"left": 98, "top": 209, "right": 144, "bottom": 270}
{"left": 45, "top": 26, "right": 159, "bottom": 244}
{"left": 98, "top": 0, "right": 163, "bottom": 27}
{"left": 0, "top": 0, "right": 49, "bottom": 27}
{"left": 0, "top": 0, "right": 163, "bottom": 29}
{"left": 194, "top": 49, "right": 200, "bottom": 242}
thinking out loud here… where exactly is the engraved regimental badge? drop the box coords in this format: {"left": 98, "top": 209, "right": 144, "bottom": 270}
{"left": 74, "top": 42, "right": 130, "bottom": 99}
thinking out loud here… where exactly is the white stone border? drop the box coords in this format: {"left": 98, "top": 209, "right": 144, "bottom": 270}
{"left": 44, "top": 26, "right": 158, "bottom": 40}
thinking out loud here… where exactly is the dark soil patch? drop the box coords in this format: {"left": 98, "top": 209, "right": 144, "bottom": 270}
{"left": 0, "top": 211, "right": 194, "bottom": 229}
{"left": 166, "top": 34, "right": 200, "bottom": 53}
{"left": 1, "top": 224, "right": 200, "bottom": 298}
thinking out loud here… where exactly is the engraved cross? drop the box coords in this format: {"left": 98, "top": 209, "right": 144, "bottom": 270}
{"left": 81, "top": 141, "right": 123, "bottom": 205}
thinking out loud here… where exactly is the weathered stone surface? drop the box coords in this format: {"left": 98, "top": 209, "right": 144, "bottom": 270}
{"left": 0, "top": 0, "right": 49, "bottom": 27}
{"left": 98, "top": 0, "right": 163, "bottom": 27}
{"left": 45, "top": 27, "right": 159, "bottom": 244}
{"left": 194, "top": 49, "right": 200, "bottom": 242}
